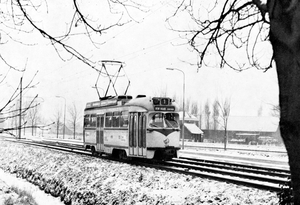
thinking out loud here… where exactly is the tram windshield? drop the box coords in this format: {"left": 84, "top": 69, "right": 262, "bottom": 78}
{"left": 149, "top": 113, "right": 179, "bottom": 128}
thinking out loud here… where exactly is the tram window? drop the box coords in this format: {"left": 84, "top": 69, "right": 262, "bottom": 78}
{"left": 100, "top": 116, "right": 104, "bottom": 128}
{"left": 149, "top": 113, "right": 164, "bottom": 127}
{"left": 129, "top": 115, "right": 134, "bottom": 146}
{"left": 112, "top": 111, "right": 121, "bottom": 127}
{"left": 105, "top": 112, "right": 113, "bottom": 127}
{"left": 165, "top": 113, "right": 179, "bottom": 128}
{"left": 149, "top": 113, "right": 179, "bottom": 128}
{"left": 84, "top": 115, "right": 90, "bottom": 127}
{"left": 142, "top": 114, "right": 146, "bottom": 148}
{"left": 96, "top": 116, "right": 100, "bottom": 127}
{"left": 120, "top": 111, "right": 128, "bottom": 127}
{"left": 138, "top": 114, "right": 143, "bottom": 147}
{"left": 133, "top": 115, "right": 137, "bottom": 147}
{"left": 90, "top": 114, "right": 97, "bottom": 127}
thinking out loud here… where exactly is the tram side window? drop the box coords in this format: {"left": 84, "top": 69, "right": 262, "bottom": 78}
{"left": 112, "top": 112, "right": 121, "bottom": 127}
{"left": 100, "top": 116, "right": 104, "bottom": 128}
{"left": 105, "top": 111, "right": 128, "bottom": 128}
{"left": 120, "top": 111, "right": 129, "bottom": 127}
{"left": 90, "top": 114, "right": 97, "bottom": 127}
{"left": 84, "top": 115, "right": 90, "bottom": 127}
{"left": 105, "top": 112, "right": 113, "bottom": 127}
{"left": 96, "top": 116, "right": 100, "bottom": 127}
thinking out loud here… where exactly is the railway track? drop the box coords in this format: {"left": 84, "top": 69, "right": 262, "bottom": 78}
{"left": 156, "top": 157, "right": 289, "bottom": 192}
{"left": 5, "top": 137, "right": 289, "bottom": 192}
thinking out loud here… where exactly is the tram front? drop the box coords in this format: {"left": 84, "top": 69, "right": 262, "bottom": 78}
{"left": 146, "top": 97, "right": 181, "bottom": 160}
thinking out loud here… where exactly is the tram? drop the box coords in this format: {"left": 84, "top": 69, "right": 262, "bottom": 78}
{"left": 83, "top": 95, "right": 180, "bottom": 160}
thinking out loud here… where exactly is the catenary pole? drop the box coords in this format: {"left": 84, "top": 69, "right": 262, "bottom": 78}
{"left": 166, "top": 68, "right": 185, "bottom": 149}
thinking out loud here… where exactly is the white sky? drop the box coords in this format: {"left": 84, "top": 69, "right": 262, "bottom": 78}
{"left": 1, "top": 0, "right": 279, "bottom": 123}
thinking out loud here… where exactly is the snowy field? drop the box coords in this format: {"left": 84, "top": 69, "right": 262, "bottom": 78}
{"left": 183, "top": 141, "right": 287, "bottom": 154}
{"left": 0, "top": 139, "right": 281, "bottom": 205}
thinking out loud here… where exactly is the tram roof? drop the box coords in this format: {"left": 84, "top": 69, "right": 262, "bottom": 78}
{"left": 84, "top": 95, "right": 179, "bottom": 112}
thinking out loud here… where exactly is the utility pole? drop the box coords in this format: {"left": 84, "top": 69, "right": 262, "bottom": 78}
{"left": 166, "top": 68, "right": 186, "bottom": 149}
{"left": 19, "top": 77, "right": 22, "bottom": 139}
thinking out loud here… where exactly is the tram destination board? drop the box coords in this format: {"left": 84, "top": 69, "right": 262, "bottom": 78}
{"left": 154, "top": 106, "right": 175, "bottom": 111}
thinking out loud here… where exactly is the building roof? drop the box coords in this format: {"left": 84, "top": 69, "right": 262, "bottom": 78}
{"left": 226, "top": 116, "right": 279, "bottom": 132}
{"left": 184, "top": 123, "right": 203, "bottom": 134}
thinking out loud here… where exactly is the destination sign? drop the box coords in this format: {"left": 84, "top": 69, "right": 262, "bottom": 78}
{"left": 154, "top": 106, "right": 175, "bottom": 111}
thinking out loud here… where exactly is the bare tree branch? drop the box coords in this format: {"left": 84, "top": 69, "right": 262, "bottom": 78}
{"left": 167, "top": 0, "right": 271, "bottom": 71}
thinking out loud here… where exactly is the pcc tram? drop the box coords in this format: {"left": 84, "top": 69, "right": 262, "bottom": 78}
{"left": 83, "top": 95, "right": 180, "bottom": 160}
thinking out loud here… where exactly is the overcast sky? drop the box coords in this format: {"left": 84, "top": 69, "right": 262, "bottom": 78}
{"left": 1, "top": 0, "right": 279, "bottom": 123}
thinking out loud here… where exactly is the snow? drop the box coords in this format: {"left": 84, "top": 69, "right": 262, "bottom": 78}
{"left": 0, "top": 139, "right": 279, "bottom": 204}
{"left": 179, "top": 150, "right": 289, "bottom": 170}
{"left": 0, "top": 169, "right": 63, "bottom": 205}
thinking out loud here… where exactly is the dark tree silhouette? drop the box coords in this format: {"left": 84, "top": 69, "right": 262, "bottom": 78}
{"left": 53, "top": 108, "right": 62, "bottom": 139}
{"left": 68, "top": 102, "right": 81, "bottom": 139}
{"left": 204, "top": 100, "right": 211, "bottom": 130}
{"left": 217, "top": 98, "right": 231, "bottom": 151}
{"left": 212, "top": 99, "right": 219, "bottom": 131}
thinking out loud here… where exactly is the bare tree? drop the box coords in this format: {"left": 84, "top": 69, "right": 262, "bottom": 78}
{"left": 26, "top": 103, "right": 41, "bottom": 136}
{"left": 217, "top": 98, "right": 231, "bottom": 151}
{"left": 271, "top": 104, "right": 280, "bottom": 118}
{"left": 198, "top": 103, "right": 203, "bottom": 129}
{"left": 0, "top": 71, "right": 42, "bottom": 137}
{"left": 68, "top": 102, "right": 81, "bottom": 139}
{"left": 212, "top": 99, "right": 220, "bottom": 130}
{"left": 190, "top": 101, "right": 199, "bottom": 116}
{"left": 204, "top": 100, "right": 211, "bottom": 130}
{"left": 185, "top": 97, "right": 191, "bottom": 114}
{"left": 1, "top": 1, "right": 147, "bottom": 71}
{"left": 154, "top": 85, "right": 169, "bottom": 98}
{"left": 168, "top": 0, "right": 300, "bottom": 202}
{"left": 172, "top": 93, "right": 183, "bottom": 111}
{"left": 191, "top": 101, "right": 203, "bottom": 132}
{"left": 53, "top": 109, "right": 62, "bottom": 138}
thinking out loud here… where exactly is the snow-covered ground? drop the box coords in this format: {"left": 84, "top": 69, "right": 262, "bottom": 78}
{"left": 0, "top": 169, "right": 63, "bottom": 205}
{"left": 0, "top": 139, "right": 280, "bottom": 204}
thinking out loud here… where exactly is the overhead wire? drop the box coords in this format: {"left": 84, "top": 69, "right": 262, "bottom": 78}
{"left": 39, "top": 2, "right": 166, "bottom": 78}
{"left": 35, "top": 2, "right": 180, "bottom": 93}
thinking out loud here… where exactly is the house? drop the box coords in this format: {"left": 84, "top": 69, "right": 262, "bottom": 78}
{"left": 178, "top": 111, "right": 203, "bottom": 142}
{"left": 201, "top": 116, "right": 281, "bottom": 144}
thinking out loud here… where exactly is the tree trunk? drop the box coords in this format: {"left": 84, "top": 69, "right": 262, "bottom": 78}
{"left": 269, "top": 0, "right": 300, "bottom": 202}
{"left": 56, "top": 122, "right": 59, "bottom": 138}
{"left": 224, "top": 127, "right": 227, "bottom": 151}
{"left": 73, "top": 122, "right": 76, "bottom": 139}
{"left": 31, "top": 122, "right": 34, "bottom": 136}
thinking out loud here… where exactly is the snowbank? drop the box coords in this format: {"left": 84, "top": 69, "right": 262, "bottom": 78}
{"left": 0, "top": 140, "right": 279, "bottom": 204}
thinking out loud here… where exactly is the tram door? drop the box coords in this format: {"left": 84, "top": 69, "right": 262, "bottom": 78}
{"left": 129, "top": 112, "right": 146, "bottom": 157}
{"left": 96, "top": 115, "right": 104, "bottom": 152}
